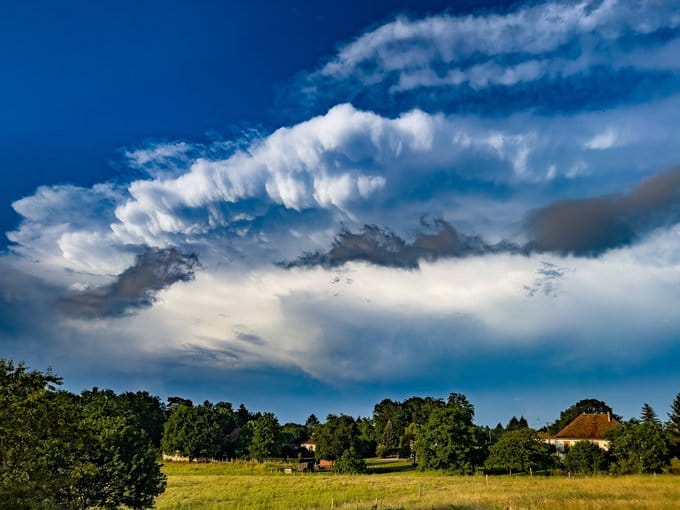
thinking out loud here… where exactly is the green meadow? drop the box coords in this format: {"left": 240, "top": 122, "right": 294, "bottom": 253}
{"left": 156, "top": 459, "right": 680, "bottom": 509}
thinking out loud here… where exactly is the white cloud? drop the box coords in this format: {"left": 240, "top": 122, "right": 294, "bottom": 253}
{"left": 313, "top": 0, "right": 680, "bottom": 95}
{"left": 585, "top": 128, "right": 620, "bottom": 150}
{"left": 29, "top": 226, "right": 675, "bottom": 382}
{"left": 9, "top": 94, "right": 680, "bottom": 280}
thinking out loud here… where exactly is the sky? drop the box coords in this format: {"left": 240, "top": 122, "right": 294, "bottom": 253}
{"left": 1, "top": 0, "right": 679, "bottom": 426}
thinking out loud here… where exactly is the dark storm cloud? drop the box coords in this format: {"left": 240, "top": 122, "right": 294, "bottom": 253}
{"left": 280, "top": 219, "right": 520, "bottom": 269}
{"left": 59, "top": 248, "right": 200, "bottom": 318}
{"left": 526, "top": 168, "right": 680, "bottom": 256}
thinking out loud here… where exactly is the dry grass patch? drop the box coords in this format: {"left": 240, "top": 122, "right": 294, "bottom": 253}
{"left": 156, "top": 461, "right": 680, "bottom": 509}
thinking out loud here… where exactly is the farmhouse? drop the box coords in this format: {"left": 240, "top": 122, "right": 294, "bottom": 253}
{"left": 543, "top": 412, "right": 618, "bottom": 455}
{"left": 300, "top": 437, "right": 316, "bottom": 452}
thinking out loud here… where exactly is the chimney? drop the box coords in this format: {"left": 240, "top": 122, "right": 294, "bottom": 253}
{"left": 607, "top": 412, "right": 611, "bottom": 422}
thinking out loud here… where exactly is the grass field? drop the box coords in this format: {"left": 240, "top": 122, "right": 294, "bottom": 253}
{"left": 155, "top": 459, "right": 680, "bottom": 509}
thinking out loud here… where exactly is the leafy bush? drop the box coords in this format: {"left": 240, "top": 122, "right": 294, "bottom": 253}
{"left": 333, "top": 447, "right": 367, "bottom": 474}
{"left": 666, "top": 457, "right": 680, "bottom": 475}
{"left": 484, "top": 428, "right": 554, "bottom": 474}
{"left": 563, "top": 441, "right": 610, "bottom": 474}
{"left": 608, "top": 421, "right": 669, "bottom": 474}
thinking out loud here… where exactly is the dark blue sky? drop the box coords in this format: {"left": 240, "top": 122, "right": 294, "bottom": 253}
{"left": 1, "top": 0, "right": 679, "bottom": 425}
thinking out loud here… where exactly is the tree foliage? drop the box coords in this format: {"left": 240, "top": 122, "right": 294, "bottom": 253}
{"left": 641, "top": 403, "right": 660, "bottom": 425}
{"left": 334, "top": 447, "right": 367, "bottom": 473}
{"left": 608, "top": 420, "right": 669, "bottom": 473}
{"left": 484, "top": 428, "right": 553, "bottom": 474}
{"left": 248, "top": 412, "right": 281, "bottom": 461}
{"left": 562, "top": 440, "right": 610, "bottom": 474}
{"left": 304, "top": 414, "right": 320, "bottom": 434}
{"left": 314, "top": 414, "right": 360, "bottom": 461}
{"left": 415, "top": 393, "right": 476, "bottom": 473}
{"left": 0, "top": 360, "right": 165, "bottom": 509}
{"left": 77, "top": 388, "right": 166, "bottom": 509}
{"left": 666, "top": 392, "right": 680, "bottom": 459}
{"left": 506, "top": 416, "right": 529, "bottom": 431}
{"left": 162, "top": 401, "right": 238, "bottom": 461}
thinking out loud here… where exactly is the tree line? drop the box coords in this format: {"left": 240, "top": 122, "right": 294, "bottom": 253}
{"left": 2, "top": 358, "right": 679, "bottom": 508}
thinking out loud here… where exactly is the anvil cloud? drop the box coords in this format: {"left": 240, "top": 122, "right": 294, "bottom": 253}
{"left": 1, "top": 0, "right": 679, "bottom": 423}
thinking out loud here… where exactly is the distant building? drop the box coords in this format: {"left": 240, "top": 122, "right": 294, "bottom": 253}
{"left": 300, "top": 437, "right": 316, "bottom": 452}
{"left": 543, "top": 412, "right": 618, "bottom": 455}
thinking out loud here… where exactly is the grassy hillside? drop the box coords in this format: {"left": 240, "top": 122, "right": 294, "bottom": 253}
{"left": 155, "top": 459, "right": 680, "bottom": 509}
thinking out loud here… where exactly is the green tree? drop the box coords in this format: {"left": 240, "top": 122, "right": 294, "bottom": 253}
{"left": 415, "top": 394, "right": 476, "bottom": 473}
{"left": 506, "top": 416, "right": 529, "bottom": 431}
{"left": 666, "top": 393, "right": 680, "bottom": 458}
{"left": 355, "top": 417, "right": 377, "bottom": 458}
{"left": 315, "top": 414, "right": 359, "bottom": 461}
{"left": 373, "top": 399, "right": 408, "bottom": 456}
{"left": 608, "top": 420, "right": 669, "bottom": 473}
{"left": 641, "top": 403, "right": 660, "bottom": 425}
{"left": 563, "top": 441, "right": 610, "bottom": 474}
{"left": 402, "top": 396, "right": 445, "bottom": 426}
{"left": 77, "top": 388, "right": 166, "bottom": 509}
{"left": 280, "top": 422, "right": 308, "bottom": 458}
{"left": 333, "top": 447, "right": 367, "bottom": 473}
{"left": 378, "top": 420, "right": 398, "bottom": 457}
{"left": 236, "top": 403, "right": 259, "bottom": 427}
{"left": 248, "top": 412, "right": 281, "bottom": 461}
{"left": 0, "top": 360, "right": 83, "bottom": 509}
{"left": 214, "top": 402, "right": 238, "bottom": 459}
{"left": 120, "top": 390, "right": 166, "bottom": 447}
{"left": 161, "top": 402, "right": 224, "bottom": 461}
{"left": 234, "top": 421, "right": 253, "bottom": 458}
{"left": 484, "top": 428, "right": 553, "bottom": 474}
{"left": 166, "top": 396, "right": 192, "bottom": 414}
{"left": 0, "top": 360, "right": 166, "bottom": 509}
{"left": 401, "top": 422, "right": 420, "bottom": 465}
{"left": 305, "top": 413, "right": 320, "bottom": 434}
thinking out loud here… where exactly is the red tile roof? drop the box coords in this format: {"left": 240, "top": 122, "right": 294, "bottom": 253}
{"left": 552, "top": 413, "right": 618, "bottom": 440}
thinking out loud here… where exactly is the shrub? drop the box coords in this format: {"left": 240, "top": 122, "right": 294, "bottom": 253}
{"left": 333, "top": 447, "right": 367, "bottom": 474}
{"left": 563, "top": 441, "right": 609, "bottom": 474}
{"left": 666, "top": 457, "right": 680, "bottom": 475}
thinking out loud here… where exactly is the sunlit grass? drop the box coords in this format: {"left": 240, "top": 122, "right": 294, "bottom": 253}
{"left": 156, "top": 459, "right": 680, "bottom": 509}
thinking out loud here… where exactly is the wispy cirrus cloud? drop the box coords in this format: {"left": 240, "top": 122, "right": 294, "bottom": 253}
{"left": 286, "top": 0, "right": 680, "bottom": 116}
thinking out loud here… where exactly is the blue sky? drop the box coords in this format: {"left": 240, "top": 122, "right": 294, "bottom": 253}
{"left": 1, "top": 0, "right": 679, "bottom": 426}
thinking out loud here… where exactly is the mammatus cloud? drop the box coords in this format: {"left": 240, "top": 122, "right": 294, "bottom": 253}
{"left": 526, "top": 168, "right": 680, "bottom": 255}
{"left": 281, "top": 220, "right": 519, "bottom": 269}
{"left": 290, "top": 0, "right": 680, "bottom": 115}
{"left": 58, "top": 247, "right": 200, "bottom": 318}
